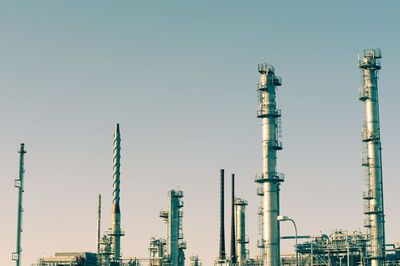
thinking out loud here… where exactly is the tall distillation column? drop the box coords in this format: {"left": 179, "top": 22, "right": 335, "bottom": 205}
{"left": 235, "top": 198, "right": 249, "bottom": 266}
{"left": 160, "top": 189, "right": 185, "bottom": 266}
{"left": 255, "top": 63, "right": 283, "bottom": 266}
{"left": 111, "top": 124, "right": 124, "bottom": 261}
{"left": 13, "top": 143, "right": 26, "bottom": 266}
{"left": 358, "top": 48, "right": 385, "bottom": 266}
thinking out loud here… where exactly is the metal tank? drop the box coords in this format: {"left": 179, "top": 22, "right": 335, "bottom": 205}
{"left": 255, "top": 63, "right": 283, "bottom": 266}
{"left": 110, "top": 123, "right": 124, "bottom": 262}
{"left": 358, "top": 48, "right": 385, "bottom": 266}
{"left": 235, "top": 198, "right": 249, "bottom": 266}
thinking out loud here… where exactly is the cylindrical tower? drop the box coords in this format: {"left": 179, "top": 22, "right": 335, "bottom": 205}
{"left": 255, "top": 63, "right": 283, "bottom": 266}
{"left": 97, "top": 194, "right": 102, "bottom": 257}
{"left": 219, "top": 169, "right": 226, "bottom": 261}
{"left": 235, "top": 198, "right": 249, "bottom": 266}
{"left": 13, "top": 143, "right": 26, "bottom": 266}
{"left": 111, "top": 123, "right": 124, "bottom": 261}
{"left": 231, "top": 173, "right": 237, "bottom": 264}
{"left": 166, "top": 189, "right": 184, "bottom": 266}
{"left": 358, "top": 48, "right": 385, "bottom": 266}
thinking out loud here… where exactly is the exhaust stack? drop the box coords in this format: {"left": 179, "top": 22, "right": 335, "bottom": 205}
{"left": 219, "top": 169, "right": 226, "bottom": 261}
{"left": 97, "top": 194, "right": 102, "bottom": 256}
{"left": 231, "top": 173, "right": 237, "bottom": 264}
{"left": 111, "top": 124, "right": 124, "bottom": 261}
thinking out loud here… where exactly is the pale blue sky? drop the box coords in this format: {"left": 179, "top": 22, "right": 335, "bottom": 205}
{"left": 0, "top": 1, "right": 399, "bottom": 265}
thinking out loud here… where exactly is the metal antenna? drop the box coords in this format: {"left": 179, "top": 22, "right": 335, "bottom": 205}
{"left": 12, "top": 143, "right": 26, "bottom": 266}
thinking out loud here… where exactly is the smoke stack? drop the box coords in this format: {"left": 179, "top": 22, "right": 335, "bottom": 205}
{"left": 97, "top": 194, "right": 102, "bottom": 256}
{"left": 219, "top": 169, "right": 226, "bottom": 260}
{"left": 111, "top": 123, "right": 123, "bottom": 261}
{"left": 231, "top": 173, "right": 237, "bottom": 264}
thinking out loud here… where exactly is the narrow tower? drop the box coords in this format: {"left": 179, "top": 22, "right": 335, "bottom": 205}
{"left": 231, "top": 173, "right": 237, "bottom": 264}
{"left": 235, "top": 198, "right": 249, "bottom": 266}
{"left": 255, "top": 63, "right": 283, "bottom": 266}
{"left": 219, "top": 169, "right": 226, "bottom": 261}
{"left": 111, "top": 124, "right": 124, "bottom": 261}
{"left": 12, "top": 143, "right": 26, "bottom": 266}
{"left": 97, "top": 194, "right": 102, "bottom": 257}
{"left": 358, "top": 48, "right": 385, "bottom": 266}
{"left": 161, "top": 189, "right": 185, "bottom": 266}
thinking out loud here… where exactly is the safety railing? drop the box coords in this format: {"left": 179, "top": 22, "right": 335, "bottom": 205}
{"left": 256, "top": 186, "right": 264, "bottom": 196}
{"left": 361, "top": 48, "right": 382, "bottom": 59}
{"left": 159, "top": 210, "right": 168, "bottom": 219}
{"left": 258, "top": 63, "right": 275, "bottom": 74}
{"left": 361, "top": 124, "right": 380, "bottom": 142}
{"left": 359, "top": 57, "right": 381, "bottom": 69}
{"left": 363, "top": 190, "right": 374, "bottom": 200}
{"left": 254, "top": 172, "right": 285, "bottom": 183}
{"left": 257, "top": 104, "right": 281, "bottom": 118}
{"left": 358, "top": 86, "right": 370, "bottom": 101}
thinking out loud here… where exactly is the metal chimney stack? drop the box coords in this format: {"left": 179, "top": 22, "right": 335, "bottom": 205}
{"left": 219, "top": 169, "right": 226, "bottom": 261}
{"left": 12, "top": 143, "right": 26, "bottom": 266}
{"left": 111, "top": 124, "right": 124, "bottom": 261}
{"left": 231, "top": 173, "right": 237, "bottom": 264}
{"left": 358, "top": 49, "right": 385, "bottom": 266}
{"left": 255, "top": 63, "right": 283, "bottom": 266}
{"left": 97, "top": 194, "right": 102, "bottom": 257}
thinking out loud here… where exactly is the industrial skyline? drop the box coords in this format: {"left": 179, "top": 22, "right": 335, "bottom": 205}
{"left": 1, "top": 1, "right": 400, "bottom": 266}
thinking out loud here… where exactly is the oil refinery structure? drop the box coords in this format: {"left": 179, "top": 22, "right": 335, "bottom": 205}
{"left": 10, "top": 49, "right": 400, "bottom": 266}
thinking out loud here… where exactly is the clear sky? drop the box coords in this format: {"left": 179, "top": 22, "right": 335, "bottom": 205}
{"left": 0, "top": 1, "right": 399, "bottom": 265}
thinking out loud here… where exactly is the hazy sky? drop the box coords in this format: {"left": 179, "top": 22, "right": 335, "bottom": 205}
{"left": 1, "top": 1, "right": 399, "bottom": 265}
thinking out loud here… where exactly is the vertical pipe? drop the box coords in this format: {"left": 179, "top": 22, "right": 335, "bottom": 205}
{"left": 14, "top": 143, "right": 26, "bottom": 266}
{"left": 231, "top": 173, "right": 237, "bottom": 264}
{"left": 97, "top": 194, "right": 102, "bottom": 257}
{"left": 358, "top": 49, "right": 384, "bottom": 266}
{"left": 219, "top": 169, "right": 226, "bottom": 260}
{"left": 256, "top": 63, "right": 283, "bottom": 266}
{"left": 111, "top": 123, "right": 123, "bottom": 261}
